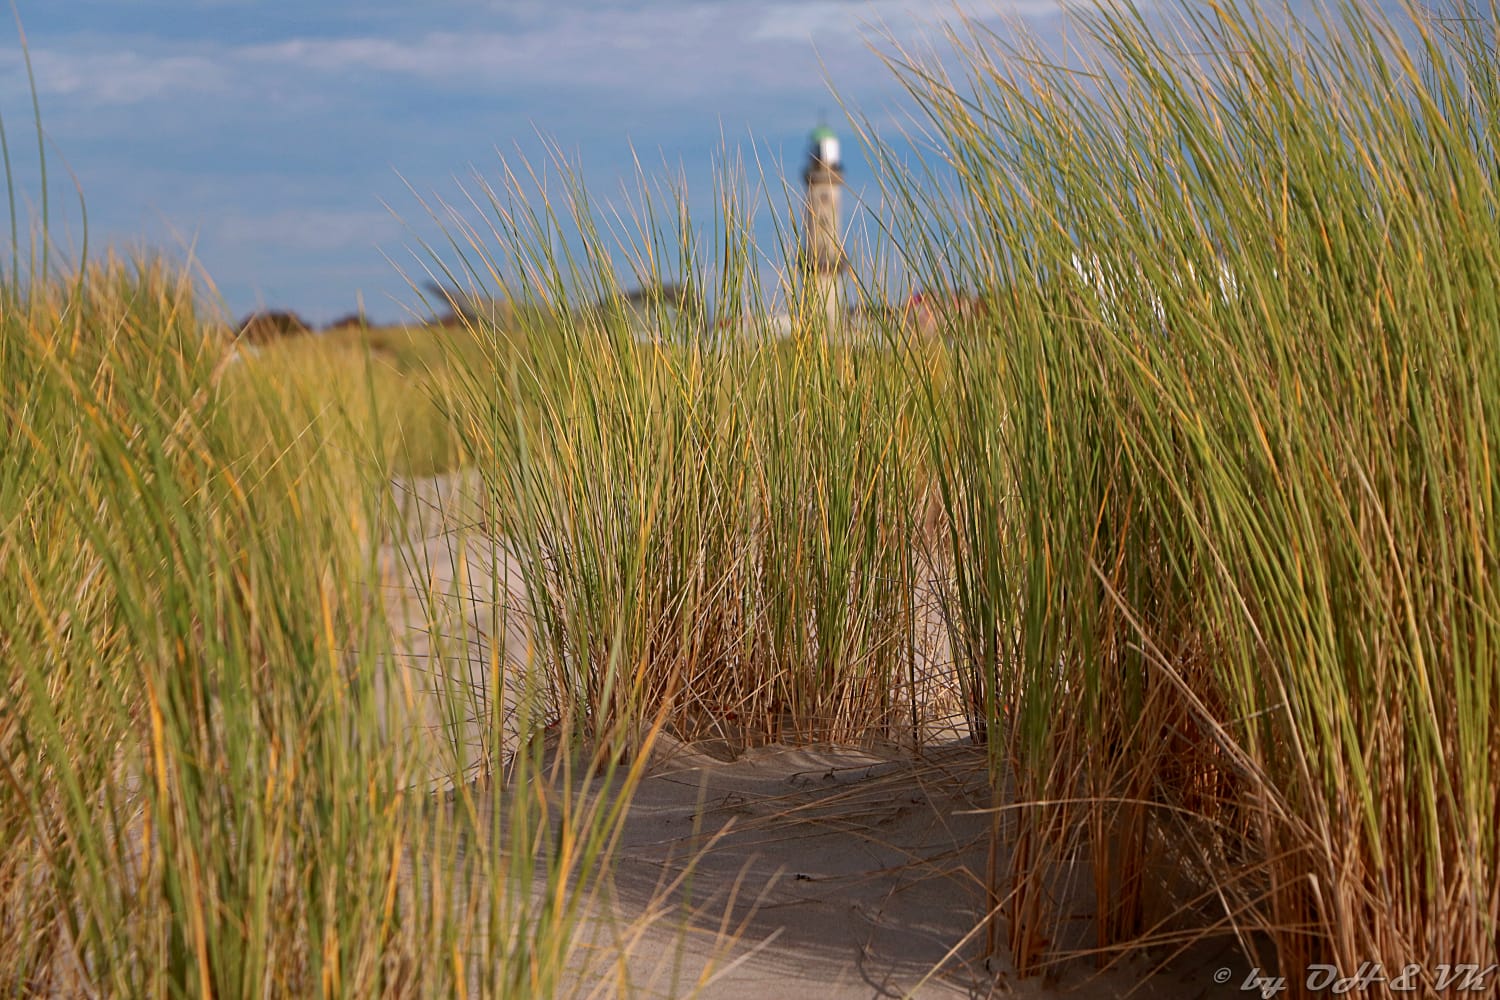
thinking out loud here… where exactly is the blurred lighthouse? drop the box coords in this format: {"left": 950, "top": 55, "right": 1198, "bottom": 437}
{"left": 801, "top": 123, "right": 847, "bottom": 331}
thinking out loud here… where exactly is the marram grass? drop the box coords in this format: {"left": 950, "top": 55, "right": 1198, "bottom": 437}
{"left": 0, "top": 253, "right": 671, "bottom": 997}
{"left": 868, "top": 0, "right": 1500, "bottom": 987}
{"left": 5, "top": 0, "right": 1500, "bottom": 995}
{"left": 421, "top": 152, "right": 947, "bottom": 761}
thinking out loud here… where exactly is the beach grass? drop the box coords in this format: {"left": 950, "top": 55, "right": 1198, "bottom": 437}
{"left": 0, "top": 250, "right": 673, "bottom": 995}
{"left": 867, "top": 0, "right": 1500, "bottom": 983}
{"left": 4, "top": 0, "right": 1499, "bottom": 996}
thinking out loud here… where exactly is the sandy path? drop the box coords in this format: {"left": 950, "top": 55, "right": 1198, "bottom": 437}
{"left": 578, "top": 738, "right": 999, "bottom": 998}
{"left": 380, "top": 470, "right": 537, "bottom": 789}
{"left": 380, "top": 472, "right": 1245, "bottom": 999}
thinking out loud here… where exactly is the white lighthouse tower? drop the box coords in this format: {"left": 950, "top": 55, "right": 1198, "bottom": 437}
{"left": 801, "top": 123, "right": 847, "bottom": 332}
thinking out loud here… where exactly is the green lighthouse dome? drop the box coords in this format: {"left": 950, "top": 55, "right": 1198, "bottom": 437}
{"left": 809, "top": 124, "right": 841, "bottom": 169}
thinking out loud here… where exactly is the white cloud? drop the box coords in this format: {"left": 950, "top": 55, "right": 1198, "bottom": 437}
{"left": 234, "top": 8, "right": 759, "bottom": 94}
{"left": 239, "top": 34, "right": 472, "bottom": 77}
{"left": 4, "top": 0, "right": 1064, "bottom": 110}
{"left": 6, "top": 47, "right": 229, "bottom": 106}
{"left": 751, "top": 1, "right": 901, "bottom": 42}
{"left": 215, "top": 207, "right": 405, "bottom": 253}
{"left": 750, "top": 0, "right": 1061, "bottom": 42}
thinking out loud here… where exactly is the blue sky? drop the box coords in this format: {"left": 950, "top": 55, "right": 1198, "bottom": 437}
{"left": 0, "top": 0, "right": 1084, "bottom": 325}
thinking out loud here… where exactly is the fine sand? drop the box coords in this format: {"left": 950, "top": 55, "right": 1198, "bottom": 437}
{"left": 381, "top": 472, "right": 1247, "bottom": 999}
